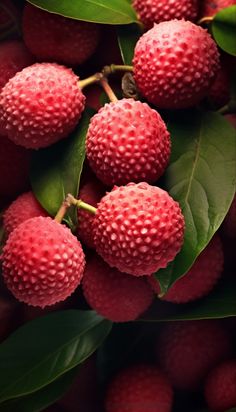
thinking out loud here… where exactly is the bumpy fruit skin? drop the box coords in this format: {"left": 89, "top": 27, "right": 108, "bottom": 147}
{"left": 149, "top": 235, "right": 223, "bottom": 303}
{"left": 133, "top": 20, "right": 220, "bottom": 109}
{"left": 3, "top": 191, "right": 48, "bottom": 235}
{"left": 0, "top": 40, "right": 34, "bottom": 92}
{"left": 86, "top": 98, "right": 170, "bottom": 186}
{"left": 158, "top": 320, "right": 232, "bottom": 390}
{"left": 0, "top": 63, "right": 85, "bottom": 149}
{"left": 2, "top": 216, "right": 85, "bottom": 307}
{"left": 205, "top": 360, "right": 236, "bottom": 411}
{"left": 133, "top": 0, "right": 199, "bottom": 28}
{"left": 105, "top": 364, "right": 173, "bottom": 412}
{"left": 23, "top": 3, "right": 101, "bottom": 66}
{"left": 0, "top": 135, "right": 31, "bottom": 197}
{"left": 82, "top": 254, "right": 154, "bottom": 322}
{"left": 93, "top": 182, "right": 185, "bottom": 276}
{"left": 201, "top": 0, "right": 236, "bottom": 17}
{"left": 223, "top": 194, "right": 236, "bottom": 238}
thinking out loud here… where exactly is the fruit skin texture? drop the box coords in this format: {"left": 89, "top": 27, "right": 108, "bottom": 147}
{"left": 205, "top": 360, "right": 236, "bottom": 411}
{"left": 105, "top": 364, "right": 173, "bottom": 412}
{"left": 77, "top": 179, "right": 105, "bottom": 249}
{"left": 0, "top": 63, "right": 85, "bottom": 149}
{"left": 223, "top": 194, "right": 236, "bottom": 237}
{"left": 201, "top": 0, "right": 236, "bottom": 17}
{"left": 0, "top": 135, "right": 31, "bottom": 198}
{"left": 23, "top": 3, "right": 101, "bottom": 66}
{"left": 82, "top": 254, "right": 154, "bottom": 322}
{"left": 3, "top": 191, "right": 48, "bottom": 235}
{"left": 93, "top": 182, "right": 185, "bottom": 276}
{"left": 2, "top": 216, "right": 85, "bottom": 307}
{"left": 148, "top": 234, "right": 224, "bottom": 303}
{"left": 133, "top": 20, "right": 220, "bottom": 109}
{"left": 86, "top": 98, "right": 170, "bottom": 186}
{"left": 133, "top": 0, "right": 199, "bottom": 28}
{"left": 0, "top": 40, "right": 34, "bottom": 92}
{"left": 158, "top": 320, "right": 232, "bottom": 391}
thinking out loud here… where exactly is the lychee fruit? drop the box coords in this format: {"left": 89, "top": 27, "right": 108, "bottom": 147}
{"left": 207, "top": 64, "right": 230, "bottom": 109}
{"left": 204, "top": 359, "right": 236, "bottom": 411}
{"left": 0, "top": 62, "right": 85, "bottom": 149}
{"left": 86, "top": 98, "right": 171, "bottom": 186}
{"left": 105, "top": 364, "right": 173, "bottom": 412}
{"left": 3, "top": 191, "right": 48, "bottom": 236}
{"left": 133, "top": 20, "right": 220, "bottom": 109}
{"left": 0, "top": 134, "right": 31, "bottom": 198}
{"left": 0, "top": 40, "right": 34, "bottom": 92}
{"left": 223, "top": 194, "right": 236, "bottom": 238}
{"left": 133, "top": 0, "right": 199, "bottom": 28}
{"left": 82, "top": 254, "right": 154, "bottom": 322}
{"left": 200, "top": 0, "right": 236, "bottom": 17}
{"left": 148, "top": 234, "right": 224, "bottom": 303}
{"left": 2, "top": 216, "right": 85, "bottom": 307}
{"left": 93, "top": 182, "right": 185, "bottom": 276}
{"left": 157, "top": 320, "right": 232, "bottom": 391}
{"left": 22, "top": 3, "right": 101, "bottom": 66}
{"left": 77, "top": 178, "right": 105, "bottom": 249}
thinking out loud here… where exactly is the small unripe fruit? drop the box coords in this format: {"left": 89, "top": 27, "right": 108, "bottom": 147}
{"left": 86, "top": 98, "right": 170, "bottom": 186}
{"left": 23, "top": 3, "right": 101, "bottom": 66}
{"left": 93, "top": 182, "right": 185, "bottom": 276}
{"left": 2, "top": 216, "right": 85, "bottom": 307}
{"left": 133, "top": 20, "right": 220, "bottom": 109}
{"left": 201, "top": 0, "right": 236, "bottom": 17}
{"left": 82, "top": 254, "right": 154, "bottom": 322}
{"left": 0, "top": 63, "right": 85, "bottom": 149}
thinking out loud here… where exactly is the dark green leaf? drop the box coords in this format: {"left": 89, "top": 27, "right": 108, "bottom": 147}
{"left": 30, "top": 109, "right": 94, "bottom": 227}
{"left": 27, "top": 0, "right": 138, "bottom": 25}
{"left": 117, "top": 23, "right": 142, "bottom": 65}
{"left": 156, "top": 111, "right": 236, "bottom": 293}
{"left": 212, "top": 5, "right": 236, "bottom": 56}
{"left": 0, "top": 310, "right": 112, "bottom": 403}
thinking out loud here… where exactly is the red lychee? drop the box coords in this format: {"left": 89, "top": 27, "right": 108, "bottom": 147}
{"left": 133, "top": 20, "right": 220, "bottom": 109}
{"left": 93, "top": 182, "right": 185, "bottom": 276}
{"left": 149, "top": 235, "right": 224, "bottom": 303}
{"left": 22, "top": 3, "right": 101, "bottom": 66}
{"left": 205, "top": 359, "right": 236, "bottom": 411}
{"left": 86, "top": 98, "right": 170, "bottom": 186}
{"left": 77, "top": 179, "right": 105, "bottom": 249}
{"left": 82, "top": 254, "right": 154, "bottom": 322}
{"left": 201, "top": 0, "right": 236, "bottom": 17}
{"left": 223, "top": 194, "right": 236, "bottom": 238}
{"left": 2, "top": 216, "right": 85, "bottom": 307}
{"left": 0, "top": 62, "right": 85, "bottom": 149}
{"left": 0, "top": 40, "right": 34, "bottom": 92}
{"left": 207, "top": 64, "right": 230, "bottom": 109}
{"left": 3, "top": 191, "right": 48, "bottom": 236}
{"left": 0, "top": 135, "right": 31, "bottom": 198}
{"left": 105, "top": 364, "right": 173, "bottom": 412}
{"left": 133, "top": 0, "right": 199, "bottom": 28}
{"left": 157, "top": 320, "right": 232, "bottom": 391}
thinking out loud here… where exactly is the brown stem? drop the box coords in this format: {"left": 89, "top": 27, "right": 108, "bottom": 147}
{"left": 100, "top": 78, "right": 118, "bottom": 103}
{"left": 197, "top": 16, "right": 214, "bottom": 25}
{"left": 78, "top": 73, "right": 103, "bottom": 90}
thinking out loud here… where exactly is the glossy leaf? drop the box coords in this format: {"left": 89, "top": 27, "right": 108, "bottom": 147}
{"left": 117, "top": 23, "right": 142, "bottom": 65}
{"left": 156, "top": 111, "right": 236, "bottom": 293}
{"left": 27, "top": 0, "right": 138, "bottom": 25}
{"left": 212, "top": 5, "right": 236, "bottom": 56}
{"left": 0, "top": 310, "right": 112, "bottom": 403}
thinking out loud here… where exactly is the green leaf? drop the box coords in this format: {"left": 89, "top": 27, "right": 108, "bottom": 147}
{"left": 156, "top": 111, "right": 236, "bottom": 293}
{"left": 27, "top": 0, "right": 138, "bottom": 25}
{"left": 117, "top": 23, "right": 142, "bottom": 65}
{"left": 212, "top": 5, "right": 236, "bottom": 56}
{"left": 0, "top": 368, "right": 78, "bottom": 412}
{"left": 0, "top": 310, "right": 112, "bottom": 403}
{"left": 30, "top": 109, "right": 94, "bottom": 228}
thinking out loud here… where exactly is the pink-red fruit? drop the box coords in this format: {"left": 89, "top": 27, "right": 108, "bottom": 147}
{"left": 208, "top": 64, "right": 230, "bottom": 109}
{"left": 133, "top": 0, "right": 199, "bottom": 28}
{"left": 82, "top": 254, "right": 154, "bottom": 322}
{"left": 23, "top": 3, "right": 101, "bottom": 66}
{"left": 201, "top": 0, "right": 236, "bottom": 17}
{"left": 0, "top": 63, "right": 85, "bottom": 149}
{"left": 133, "top": 20, "right": 220, "bottom": 109}
{"left": 86, "top": 98, "right": 170, "bottom": 186}
{"left": 105, "top": 364, "right": 173, "bottom": 412}
{"left": 205, "top": 360, "right": 236, "bottom": 411}
{"left": 2, "top": 216, "right": 85, "bottom": 307}
{"left": 158, "top": 320, "right": 232, "bottom": 390}
{"left": 149, "top": 235, "right": 224, "bottom": 303}
{"left": 93, "top": 182, "right": 185, "bottom": 276}
{"left": 3, "top": 191, "right": 48, "bottom": 235}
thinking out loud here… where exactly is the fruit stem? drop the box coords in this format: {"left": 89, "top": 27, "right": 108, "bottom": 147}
{"left": 103, "top": 64, "right": 134, "bottom": 76}
{"left": 67, "top": 194, "right": 97, "bottom": 214}
{"left": 197, "top": 16, "right": 213, "bottom": 25}
{"left": 78, "top": 73, "right": 103, "bottom": 90}
{"left": 99, "top": 78, "right": 118, "bottom": 103}
{"left": 54, "top": 194, "right": 73, "bottom": 223}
